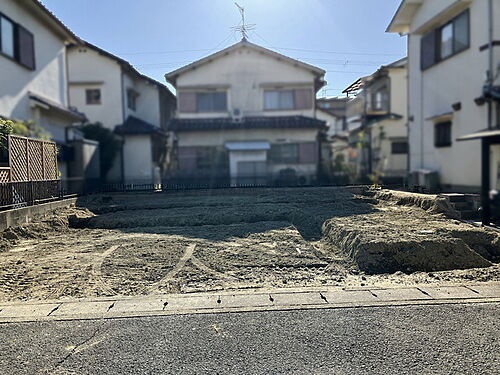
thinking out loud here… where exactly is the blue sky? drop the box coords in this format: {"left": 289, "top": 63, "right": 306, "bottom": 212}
{"left": 42, "top": 0, "right": 406, "bottom": 97}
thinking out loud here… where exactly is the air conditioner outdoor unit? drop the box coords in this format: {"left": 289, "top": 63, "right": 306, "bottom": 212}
{"left": 409, "top": 169, "right": 440, "bottom": 193}
{"left": 232, "top": 109, "right": 243, "bottom": 122}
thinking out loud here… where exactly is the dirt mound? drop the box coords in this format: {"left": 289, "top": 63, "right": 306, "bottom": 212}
{"left": 322, "top": 207, "right": 497, "bottom": 274}
{"left": 0, "top": 207, "right": 94, "bottom": 252}
{"left": 372, "top": 189, "right": 460, "bottom": 218}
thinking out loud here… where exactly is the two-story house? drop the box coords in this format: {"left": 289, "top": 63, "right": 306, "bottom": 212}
{"left": 0, "top": 0, "right": 95, "bottom": 182}
{"left": 67, "top": 41, "right": 176, "bottom": 185}
{"left": 342, "top": 58, "right": 408, "bottom": 183}
{"left": 387, "top": 0, "right": 500, "bottom": 193}
{"left": 165, "top": 39, "right": 326, "bottom": 187}
{"left": 315, "top": 98, "right": 348, "bottom": 182}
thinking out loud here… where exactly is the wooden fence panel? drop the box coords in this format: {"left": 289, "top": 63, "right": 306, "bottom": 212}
{"left": 43, "top": 142, "right": 58, "bottom": 180}
{"left": 0, "top": 168, "right": 10, "bottom": 183}
{"left": 9, "top": 136, "right": 28, "bottom": 182}
{"left": 8, "top": 135, "right": 58, "bottom": 182}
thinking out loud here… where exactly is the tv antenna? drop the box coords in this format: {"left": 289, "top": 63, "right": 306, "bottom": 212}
{"left": 231, "top": 3, "right": 256, "bottom": 41}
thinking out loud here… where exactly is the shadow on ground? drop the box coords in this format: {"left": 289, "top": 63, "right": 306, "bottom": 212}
{"left": 74, "top": 186, "right": 377, "bottom": 241}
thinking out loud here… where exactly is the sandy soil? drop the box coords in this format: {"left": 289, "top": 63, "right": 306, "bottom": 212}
{"left": 0, "top": 187, "right": 499, "bottom": 303}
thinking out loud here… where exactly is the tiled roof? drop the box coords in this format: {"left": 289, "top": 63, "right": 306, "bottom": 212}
{"left": 28, "top": 92, "right": 87, "bottom": 121}
{"left": 115, "top": 116, "right": 165, "bottom": 135}
{"left": 169, "top": 116, "right": 326, "bottom": 132}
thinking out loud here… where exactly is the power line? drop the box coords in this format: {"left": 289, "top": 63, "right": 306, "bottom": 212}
{"left": 119, "top": 44, "right": 403, "bottom": 58}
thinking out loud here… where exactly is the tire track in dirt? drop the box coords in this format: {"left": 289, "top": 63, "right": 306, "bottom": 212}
{"left": 191, "top": 256, "right": 237, "bottom": 280}
{"left": 150, "top": 244, "right": 197, "bottom": 291}
{"left": 91, "top": 245, "right": 121, "bottom": 295}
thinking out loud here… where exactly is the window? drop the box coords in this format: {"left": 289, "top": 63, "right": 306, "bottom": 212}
{"left": 0, "top": 14, "right": 35, "bottom": 70}
{"left": 264, "top": 89, "right": 312, "bottom": 110}
{"left": 435, "top": 121, "right": 452, "bottom": 147}
{"left": 178, "top": 91, "right": 227, "bottom": 113}
{"left": 197, "top": 92, "right": 227, "bottom": 112}
{"left": 127, "top": 89, "right": 138, "bottom": 111}
{"left": 496, "top": 102, "right": 500, "bottom": 128}
{"left": 195, "top": 147, "right": 228, "bottom": 170}
{"left": 269, "top": 144, "right": 299, "bottom": 163}
{"left": 421, "top": 10, "right": 469, "bottom": 70}
{"left": 265, "top": 90, "right": 294, "bottom": 110}
{"left": 440, "top": 23, "right": 453, "bottom": 59}
{"left": 0, "top": 15, "right": 14, "bottom": 58}
{"left": 372, "top": 90, "right": 388, "bottom": 110}
{"left": 391, "top": 141, "right": 408, "bottom": 154}
{"left": 86, "top": 89, "right": 101, "bottom": 105}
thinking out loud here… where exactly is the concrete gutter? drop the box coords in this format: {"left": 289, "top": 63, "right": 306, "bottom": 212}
{"left": 0, "top": 283, "right": 498, "bottom": 323}
{"left": 0, "top": 197, "right": 78, "bottom": 232}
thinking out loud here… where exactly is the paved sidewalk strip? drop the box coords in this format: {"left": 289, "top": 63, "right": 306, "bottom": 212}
{"left": 0, "top": 284, "right": 498, "bottom": 323}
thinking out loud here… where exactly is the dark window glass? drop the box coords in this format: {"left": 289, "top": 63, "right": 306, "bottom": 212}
{"left": 453, "top": 10, "right": 469, "bottom": 53}
{"left": 196, "top": 92, "right": 227, "bottom": 112}
{"left": 421, "top": 30, "right": 437, "bottom": 70}
{"left": 391, "top": 141, "right": 408, "bottom": 154}
{"left": 421, "top": 10, "right": 469, "bottom": 70}
{"left": 17, "top": 25, "right": 35, "bottom": 70}
{"left": 127, "top": 90, "right": 137, "bottom": 111}
{"left": 435, "top": 121, "right": 452, "bottom": 148}
{"left": 0, "top": 15, "right": 36, "bottom": 70}
{"left": 269, "top": 144, "right": 299, "bottom": 163}
{"left": 195, "top": 147, "right": 228, "bottom": 170}
{"left": 86, "top": 89, "right": 101, "bottom": 105}
{"left": 496, "top": 102, "right": 500, "bottom": 128}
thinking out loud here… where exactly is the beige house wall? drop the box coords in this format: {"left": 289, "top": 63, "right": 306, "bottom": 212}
{"left": 405, "top": 0, "right": 500, "bottom": 190}
{"left": 68, "top": 47, "right": 123, "bottom": 130}
{"left": 177, "top": 128, "right": 318, "bottom": 147}
{"left": 175, "top": 45, "right": 316, "bottom": 120}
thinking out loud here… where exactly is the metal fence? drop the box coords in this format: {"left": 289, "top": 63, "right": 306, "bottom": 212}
{"left": 0, "top": 180, "right": 62, "bottom": 210}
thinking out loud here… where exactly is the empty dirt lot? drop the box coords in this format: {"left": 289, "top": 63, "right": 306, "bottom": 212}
{"left": 0, "top": 187, "right": 499, "bottom": 303}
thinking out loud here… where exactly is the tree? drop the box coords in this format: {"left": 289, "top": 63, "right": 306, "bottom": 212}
{"left": 0, "top": 119, "right": 13, "bottom": 150}
{"left": 78, "top": 122, "right": 121, "bottom": 179}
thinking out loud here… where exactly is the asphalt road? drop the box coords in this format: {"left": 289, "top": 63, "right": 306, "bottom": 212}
{"left": 0, "top": 303, "right": 498, "bottom": 374}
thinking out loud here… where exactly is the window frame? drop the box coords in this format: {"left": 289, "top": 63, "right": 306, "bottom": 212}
{"left": 434, "top": 121, "right": 452, "bottom": 148}
{"left": 421, "top": 9, "right": 470, "bottom": 71}
{"left": 85, "top": 88, "right": 101, "bottom": 105}
{"left": 496, "top": 102, "right": 500, "bottom": 128}
{"left": 264, "top": 89, "right": 295, "bottom": 111}
{"left": 196, "top": 91, "right": 227, "bottom": 113}
{"left": 127, "top": 89, "right": 138, "bottom": 111}
{"left": 0, "top": 12, "right": 36, "bottom": 71}
{"left": 269, "top": 143, "right": 300, "bottom": 164}
{"left": 0, "top": 14, "right": 15, "bottom": 59}
{"left": 391, "top": 141, "right": 408, "bottom": 155}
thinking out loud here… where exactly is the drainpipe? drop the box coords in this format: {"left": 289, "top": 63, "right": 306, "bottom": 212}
{"left": 482, "top": 0, "right": 494, "bottom": 225}
{"left": 487, "top": 0, "right": 494, "bottom": 130}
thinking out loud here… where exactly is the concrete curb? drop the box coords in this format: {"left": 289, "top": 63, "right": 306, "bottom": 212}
{"left": 0, "top": 283, "right": 498, "bottom": 323}
{"left": 0, "top": 197, "right": 77, "bottom": 231}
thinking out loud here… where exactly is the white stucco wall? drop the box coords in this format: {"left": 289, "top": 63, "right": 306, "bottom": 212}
{"left": 0, "top": 0, "right": 69, "bottom": 126}
{"left": 67, "top": 47, "right": 124, "bottom": 129}
{"left": 123, "top": 72, "right": 161, "bottom": 126}
{"left": 175, "top": 45, "right": 317, "bottom": 119}
{"left": 316, "top": 109, "right": 344, "bottom": 137}
{"left": 406, "top": 0, "right": 500, "bottom": 189}
{"left": 122, "top": 135, "right": 153, "bottom": 184}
